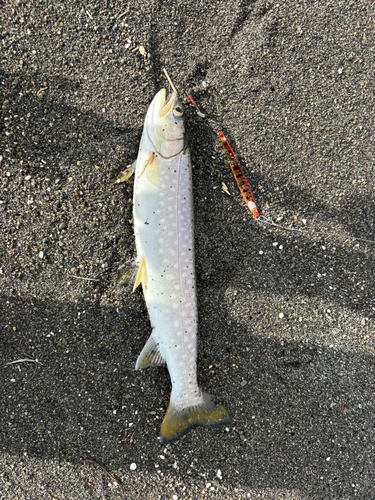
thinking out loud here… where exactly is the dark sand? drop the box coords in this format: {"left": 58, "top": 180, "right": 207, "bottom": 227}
{"left": 1, "top": 1, "right": 374, "bottom": 498}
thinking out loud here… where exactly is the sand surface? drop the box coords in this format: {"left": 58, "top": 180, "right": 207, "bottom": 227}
{"left": 1, "top": 1, "right": 374, "bottom": 498}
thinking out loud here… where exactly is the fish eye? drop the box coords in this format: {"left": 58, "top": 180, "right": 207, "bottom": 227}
{"left": 173, "top": 105, "right": 184, "bottom": 118}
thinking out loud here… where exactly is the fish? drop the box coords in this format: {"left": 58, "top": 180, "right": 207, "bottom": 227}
{"left": 124, "top": 88, "right": 230, "bottom": 443}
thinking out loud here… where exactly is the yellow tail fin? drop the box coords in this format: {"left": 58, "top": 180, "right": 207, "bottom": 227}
{"left": 160, "top": 392, "right": 230, "bottom": 444}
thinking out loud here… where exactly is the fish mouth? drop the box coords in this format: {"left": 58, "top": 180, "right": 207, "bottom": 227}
{"left": 159, "top": 89, "right": 178, "bottom": 117}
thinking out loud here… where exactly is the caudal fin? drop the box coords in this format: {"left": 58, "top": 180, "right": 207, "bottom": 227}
{"left": 160, "top": 392, "right": 230, "bottom": 444}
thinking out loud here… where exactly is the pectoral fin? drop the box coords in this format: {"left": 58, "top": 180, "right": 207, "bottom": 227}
{"left": 133, "top": 257, "right": 147, "bottom": 292}
{"left": 138, "top": 153, "right": 160, "bottom": 187}
{"left": 117, "top": 161, "right": 136, "bottom": 183}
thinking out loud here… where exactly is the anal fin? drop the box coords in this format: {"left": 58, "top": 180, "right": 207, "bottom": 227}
{"left": 160, "top": 392, "right": 231, "bottom": 444}
{"left": 135, "top": 334, "right": 165, "bottom": 370}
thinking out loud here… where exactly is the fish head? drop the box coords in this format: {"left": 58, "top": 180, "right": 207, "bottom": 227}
{"left": 146, "top": 89, "right": 186, "bottom": 158}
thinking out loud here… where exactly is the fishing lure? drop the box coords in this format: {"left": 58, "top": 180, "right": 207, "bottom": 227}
{"left": 218, "top": 131, "right": 260, "bottom": 219}
{"left": 186, "top": 93, "right": 259, "bottom": 218}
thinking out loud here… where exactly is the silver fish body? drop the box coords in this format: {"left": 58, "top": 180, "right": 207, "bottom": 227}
{"left": 131, "top": 89, "right": 229, "bottom": 443}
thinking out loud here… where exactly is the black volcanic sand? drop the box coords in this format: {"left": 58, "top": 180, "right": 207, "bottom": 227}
{"left": 1, "top": 1, "right": 374, "bottom": 499}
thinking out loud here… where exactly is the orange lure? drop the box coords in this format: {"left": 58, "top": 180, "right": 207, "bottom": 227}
{"left": 218, "top": 131, "right": 260, "bottom": 219}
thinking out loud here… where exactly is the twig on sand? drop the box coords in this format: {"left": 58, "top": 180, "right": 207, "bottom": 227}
{"left": 6, "top": 358, "right": 42, "bottom": 366}
{"left": 162, "top": 68, "right": 178, "bottom": 95}
{"left": 37, "top": 86, "right": 48, "bottom": 99}
{"left": 68, "top": 274, "right": 99, "bottom": 281}
{"left": 82, "top": 459, "right": 125, "bottom": 495}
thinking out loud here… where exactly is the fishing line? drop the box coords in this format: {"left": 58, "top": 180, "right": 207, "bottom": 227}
{"left": 162, "top": 68, "right": 178, "bottom": 95}
{"left": 257, "top": 215, "right": 375, "bottom": 245}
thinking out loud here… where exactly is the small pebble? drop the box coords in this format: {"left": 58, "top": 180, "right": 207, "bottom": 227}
{"left": 39, "top": 251, "right": 44, "bottom": 259}
{"left": 130, "top": 463, "right": 136, "bottom": 470}
{"left": 279, "top": 312, "right": 284, "bottom": 319}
